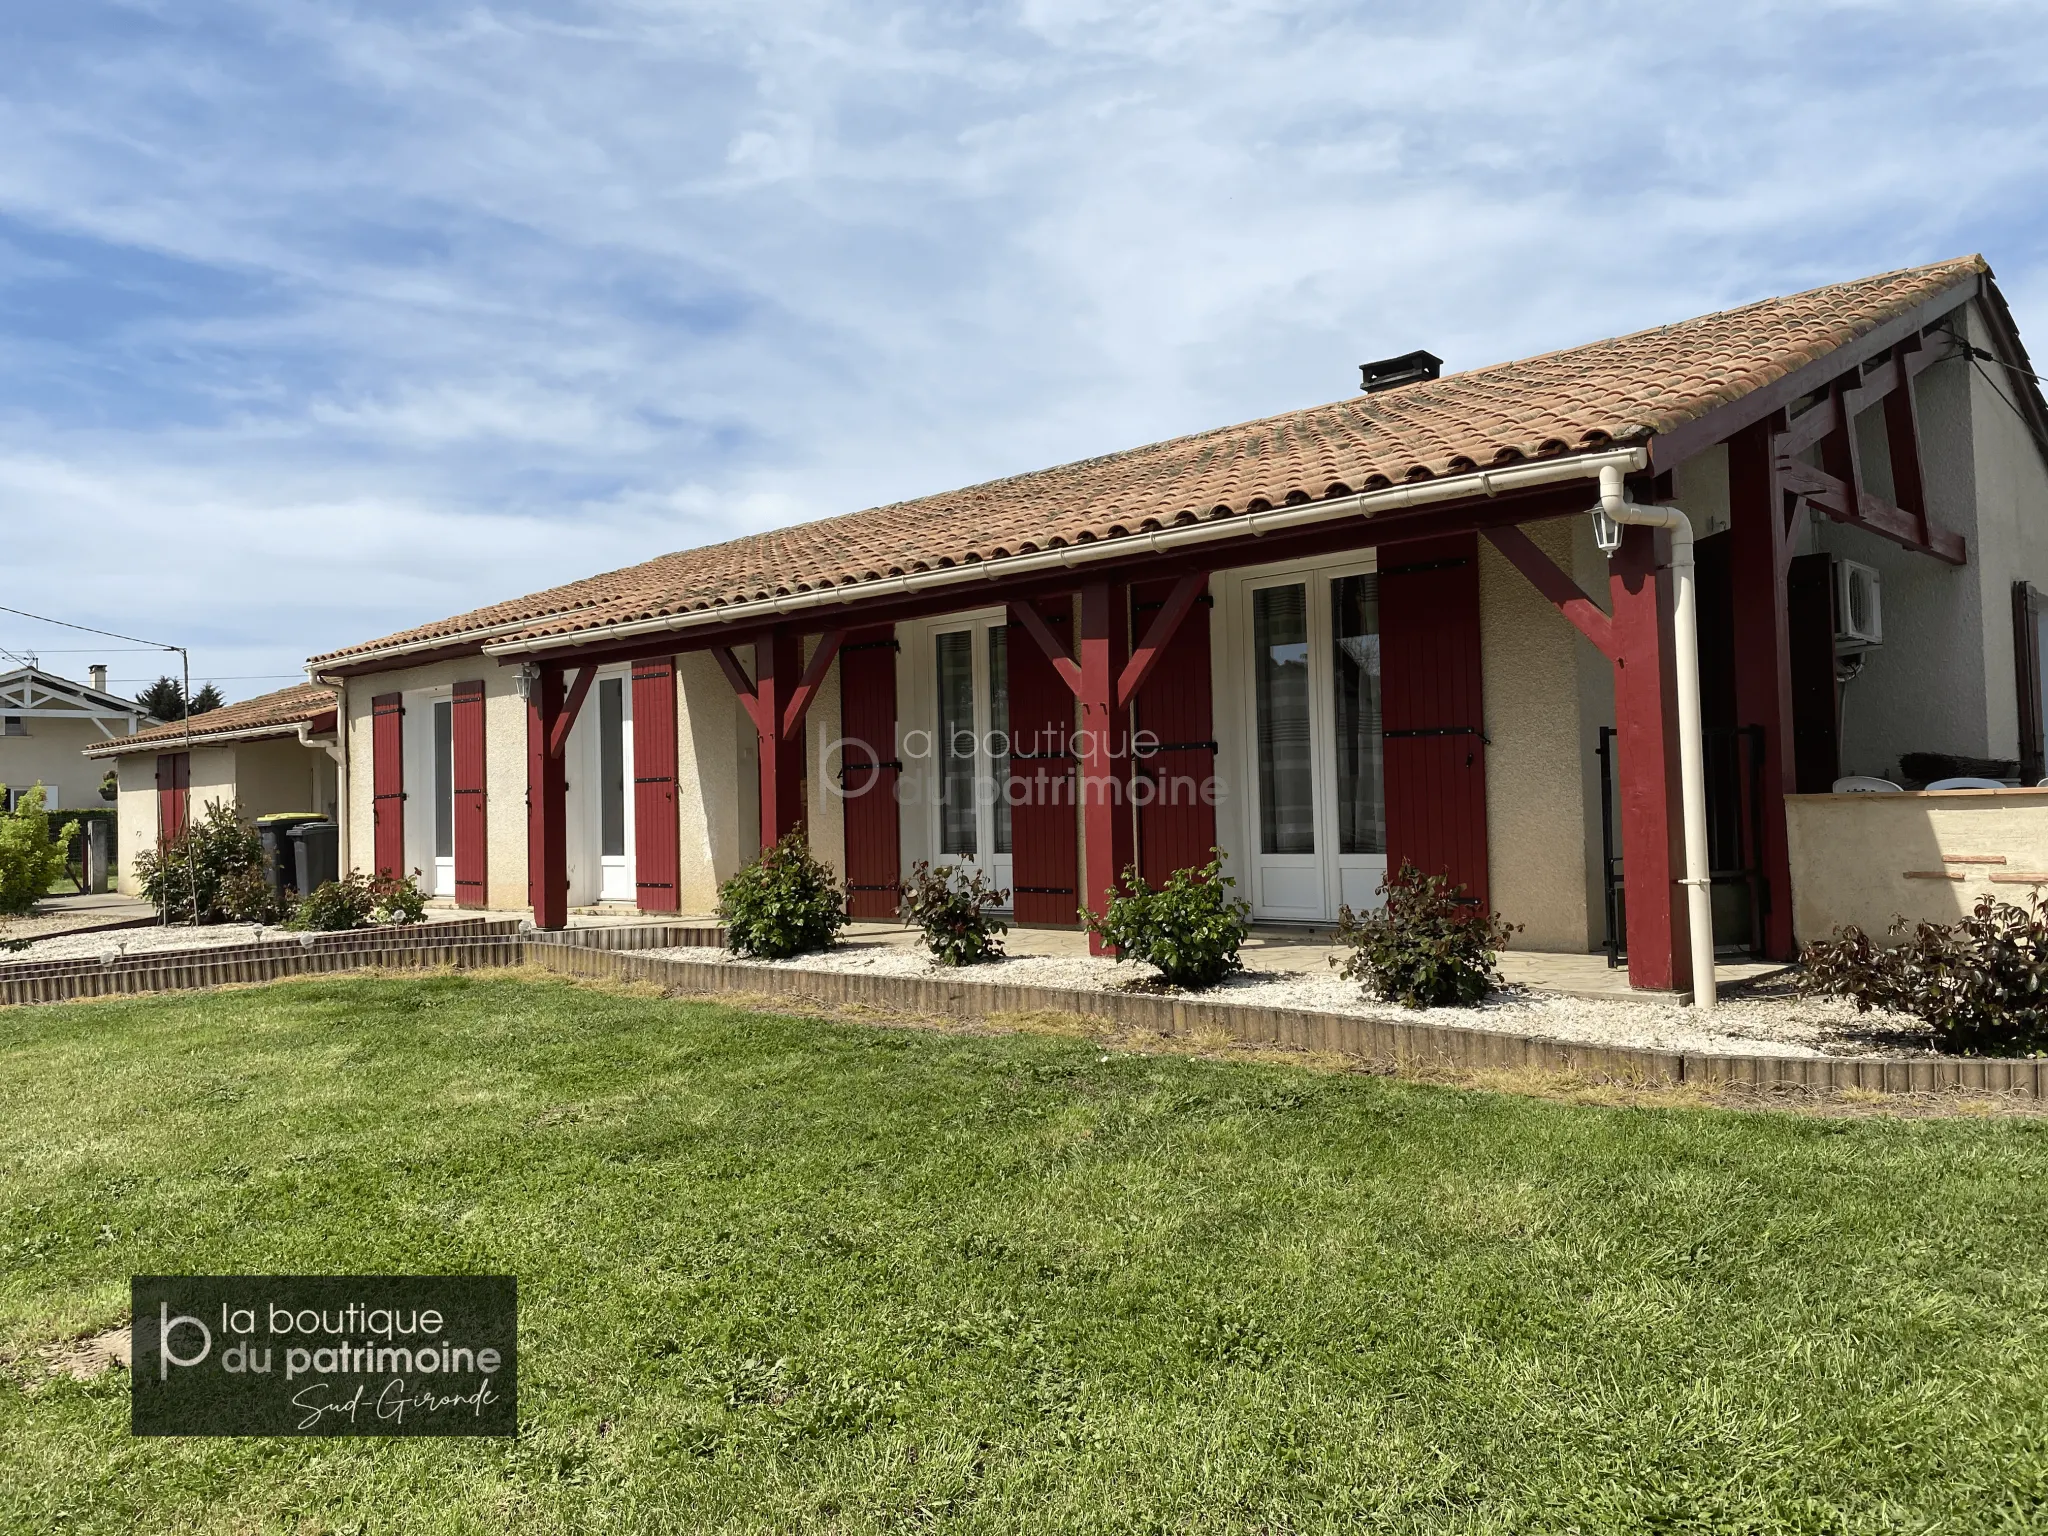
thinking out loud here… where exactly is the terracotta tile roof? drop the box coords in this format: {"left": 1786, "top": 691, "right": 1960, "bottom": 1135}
{"left": 84, "top": 682, "right": 336, "bottom": 756}
{"left": 310, "top": 255, "right": 1986, "bottom": 666}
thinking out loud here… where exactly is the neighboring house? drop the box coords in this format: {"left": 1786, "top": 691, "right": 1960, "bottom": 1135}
{"left": 82, "top": 683, "right": 340, "bottom": 896}
{"left": 0, "top": 664, "right": 148, "bottom": 809}
{"left": 305, "top": 256, "right": 2048, "bottom": 994}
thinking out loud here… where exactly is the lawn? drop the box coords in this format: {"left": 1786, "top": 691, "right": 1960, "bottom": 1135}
{"left": 4, "top": 973, "right": 2048, "bottom": 1533}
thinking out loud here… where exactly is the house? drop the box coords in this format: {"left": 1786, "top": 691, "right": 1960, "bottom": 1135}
{"left": 83, "top": 683, "right": 340, "bottom": 895}
{"left": 304, "top": 255, "right": 2048, "bottom": 994}
{"left": 0, "top": 664, "right": 148, "bottom": 810}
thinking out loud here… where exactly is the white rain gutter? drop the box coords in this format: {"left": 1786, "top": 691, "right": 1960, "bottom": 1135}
{"left": 481, "top": 447, "right": 1651, "bottom": 657}
{"left": 312, "top": 674, "right": 350, "bottom": 875}
{"left": 1591, "top": 464, "right": 1715, "bottom": 1010}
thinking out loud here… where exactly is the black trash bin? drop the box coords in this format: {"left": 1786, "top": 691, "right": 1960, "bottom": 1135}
{"left": 257, "top": 813, "right": 327, "bottom": 907}
{"left": 287, "top": 820, "right": 340, "bottom": 902}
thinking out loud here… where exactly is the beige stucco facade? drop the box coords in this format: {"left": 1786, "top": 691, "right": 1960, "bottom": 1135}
{"left": 0, "top": 716, "right": 120, "bottom": 812}
{"left": 1478, "top": 515, "right": 1598, "bottom": 952}
{"left": 1786, "top": 788, "right": 2048, "bottom": 941}
{"left": 105, "top": 735, "right": 337, "bottom": 895}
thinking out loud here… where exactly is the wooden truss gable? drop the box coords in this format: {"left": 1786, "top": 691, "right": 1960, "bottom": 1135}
{"left": 0, "top": 669, "right": 146, "bottom": 739}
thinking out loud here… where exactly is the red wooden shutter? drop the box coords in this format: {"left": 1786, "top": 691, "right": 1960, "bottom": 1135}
{"left": 1380, "top": 534, "right": 1489, "bottom": 907}
{"left": 451, "top": 680, "right": 487, "bottom": 907}
{"left": 1009, "top": 599, "right": 1081, "bottom": 925}
{"left": 155, "top": 753, "right": 189, "bottom": 842}
{"left": 1131, "top": 579, "right": 1217, "bottom": 886}
{"left": 371, "top": 692, "right": 405, "bottom": 878}
{"left": 632, "top": 657, "right": 680, "bottom": 912}
{"left": 839, "top": 627, "right": 901, "bottom": 920}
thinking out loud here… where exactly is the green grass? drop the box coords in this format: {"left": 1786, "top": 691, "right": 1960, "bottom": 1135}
{"left": 4, "top": 974, "right": 2048, "bottom": 1533}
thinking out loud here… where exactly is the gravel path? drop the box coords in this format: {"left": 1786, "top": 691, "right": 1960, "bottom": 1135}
{"left": 652, "top": 940, "right": 1932, "bottom": 1060}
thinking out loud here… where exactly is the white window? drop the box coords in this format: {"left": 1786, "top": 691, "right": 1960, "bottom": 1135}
{"left": 563, "top": 668, "right": 634, "bottom": 905}
{"left": 1221, "top": 556, "right": 1386, "bottom": 921}
{"left": 402, "top": 687, "right": 456, "bottom": 899}
{"left": 899, "top": 610, "right": 1012, "bottom": 906}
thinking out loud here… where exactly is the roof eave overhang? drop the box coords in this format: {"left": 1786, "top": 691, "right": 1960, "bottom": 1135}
{"left": 305, "top": 612, "right": 588, "bottom": 678}
{"left": 478, "top": 445, "right": 1652, "bottom": 662}
{"left": 1644, "top": 272, "right": 1985, "bottom": 471}
{"left": 84, "top": 719, "right": 333, "bottom": 759}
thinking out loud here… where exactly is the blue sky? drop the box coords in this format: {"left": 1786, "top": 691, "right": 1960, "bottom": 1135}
{"left": 3, "top": 0, "right": 2044, "bottom": 700}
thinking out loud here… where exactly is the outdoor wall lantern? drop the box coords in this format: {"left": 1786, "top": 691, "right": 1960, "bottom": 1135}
{"left": 514, "top": 662, "right": 541, "bottom": 702}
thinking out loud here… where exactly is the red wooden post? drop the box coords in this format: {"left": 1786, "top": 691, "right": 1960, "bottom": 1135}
{"left": 526, "top": 664, "right": 568, "bottom": 929}
{"left": 753, "top": 629, "right": 805, "bottom": 848}
{"left": 1728, "top": 418, "right": 1797, "bottom": 960}
{"left": 1078, "top": 580, "right": 1134, "bottom": 953}
{"left": 1608, "top": 524, "right": 1689, "bottom": 993}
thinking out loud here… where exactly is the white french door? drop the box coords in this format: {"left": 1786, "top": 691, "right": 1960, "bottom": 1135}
{"left": 564, "top": 668, "right": 635, "bottom": 905}
{"left": 902, "top": 612, "right": 1013, "bottom": 906}
{"left": 403, "top": 687, "right": 456, "bottom": 898}
{"left": 1230, "top": 558, "right": 1386, "bottom": 921}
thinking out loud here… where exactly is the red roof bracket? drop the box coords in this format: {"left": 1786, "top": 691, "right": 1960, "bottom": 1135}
{"left": 1008, "top": 601, "right": 1083, "bottom": 697}
{"left": 1117, "top": 572, "right": 1207, "bottom": 707}
{"left": 781, "top": 630, "right": 847, "bottom": 741}
{"left": 714, "top": 647, "right": 770, "bottom": 737}
{"left": 1482, "top": 525, "right": 1619, "bottom": 661}
{"left": 547, "top": 665, "right": 598, "bottom": 759}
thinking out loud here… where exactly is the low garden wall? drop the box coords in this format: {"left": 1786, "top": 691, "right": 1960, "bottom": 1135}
{"left": 1786, "top": 787, "right": 2048, "bottom": 943}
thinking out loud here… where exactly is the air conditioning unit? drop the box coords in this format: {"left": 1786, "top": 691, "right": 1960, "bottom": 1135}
{"left": 1835, "top": 558, "right": 1882, "bottom": 650}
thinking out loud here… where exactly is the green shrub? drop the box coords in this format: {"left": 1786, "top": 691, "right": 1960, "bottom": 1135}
{"left": 718, "top": 829, "right": 848, "bottom": 959}
{"left": 0, "top": 786, "right": 77, "bottom": 915}
{"left": 133, "top": 799, "right": 262, "bottom": 924}
{"left": 373, "top": 871, "right": 430, "bottom": 925}
{"left": 1082, "top": 851, "right": 1251, "bottom": 990}
{"left": 290, "top": 873, "right": 378, "bottom": 932}
{"left": 1801, "top": 896, "right": 2048, "bottom": 1055}
{"left": 287, "top": 870, "right": 429, "bottom": 932}
{"left": 1332, "top": 862, "right": 1519, "bottom": 1009}
{"left": 899, "top": 860, "right": 1008, "bottom": 966}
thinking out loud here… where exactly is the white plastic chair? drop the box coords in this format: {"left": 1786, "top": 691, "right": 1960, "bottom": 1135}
{"left": 1832, "top": 775, "right": 1902, "bottom": 793}
{"left": 1924, "top": 776, "right": 2007, "bottom": 791}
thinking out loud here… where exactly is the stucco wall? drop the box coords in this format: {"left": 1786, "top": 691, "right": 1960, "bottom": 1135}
{"left": 112, "top": 754, "right": 160, "bottom": 895}
{"left": 341, "top": 658, "right": 528, "bottom": 907}
{"left": 229, "top": 737, "right": 333, "bottom": 818}
{"left": 0, "top": 716, "right": 116, "bottom": 810}
{"left": 1479, "top": 515, "right": 1594, "bottom": 951}
{"left": 1816, "top": 296, "right": 2048, "bottom": 780}
{"left": 1786, "top": 788, "right": 2048, "bottom": 941}
{"left": 674, "top": 649, "right": 756, "bottom": 915}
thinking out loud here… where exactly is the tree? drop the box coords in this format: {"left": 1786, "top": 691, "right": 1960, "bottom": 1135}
{"left": 135, "top": 676, "right": 185, "bottom": 722}
{"left": 0, "top": 786, "right": 77, "bottom": 914}
{"left": 133, "top": 677, "right": 225, "bottom": 720}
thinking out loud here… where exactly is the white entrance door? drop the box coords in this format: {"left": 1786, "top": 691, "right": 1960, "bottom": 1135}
{"left": 929, "top": 617, "right": 1013, "bottom": 904}
{"left": 565, "top": 670, "right": 636, "bottom": 905}
{"left": 1233, "top": 559, "right": 1387, "bottom": 922}
{"left": 594, "top": 675, "right": 635, "bottom": 903}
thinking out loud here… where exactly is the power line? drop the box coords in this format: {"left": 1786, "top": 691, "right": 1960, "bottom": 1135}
{"left": 0, "top": 603, "right": 182, "bottom": 651}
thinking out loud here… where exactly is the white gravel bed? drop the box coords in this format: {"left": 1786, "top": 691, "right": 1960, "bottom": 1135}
{"left": 2, "top": 917, "right": 480, "bottom": 966}
{"left": 646, "top": 941, "right": 1932, "bottom": 1060}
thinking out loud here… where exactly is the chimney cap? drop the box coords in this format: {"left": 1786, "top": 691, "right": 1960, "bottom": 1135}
{"left": 1359, "top": 349, "right": 1443, "bottom": 394}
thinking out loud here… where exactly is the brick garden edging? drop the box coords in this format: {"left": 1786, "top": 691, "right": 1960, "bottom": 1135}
{"left": 7, "top": 927, "right": 2043, "bottom": 1100}
{"left": 517, "top": 944, "right": 2048, "bottom": 1101}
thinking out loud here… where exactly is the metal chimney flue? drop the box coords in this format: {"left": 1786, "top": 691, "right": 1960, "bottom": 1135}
{"left": 1359, "top": 349, "right": 1444, "bottom": 394}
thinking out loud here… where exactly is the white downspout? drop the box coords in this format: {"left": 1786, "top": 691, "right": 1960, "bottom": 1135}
{"left": 313, "top": 674, "right": 350, "bottom": 874}
{"left": 1593, "top": 465, "right": 1716, "bottom": 1009}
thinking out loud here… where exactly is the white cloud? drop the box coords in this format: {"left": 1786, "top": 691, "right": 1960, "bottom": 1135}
{"left": 0, "top": 0, "right": 2043, "bottom": 696}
